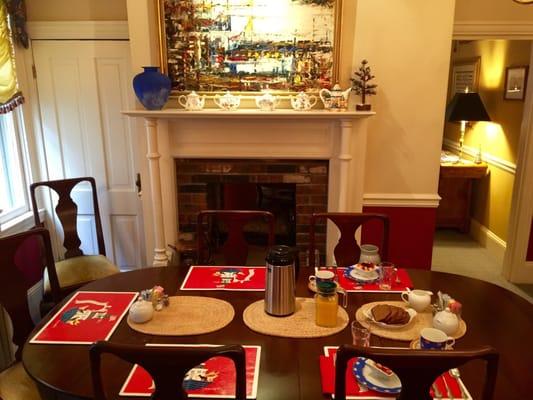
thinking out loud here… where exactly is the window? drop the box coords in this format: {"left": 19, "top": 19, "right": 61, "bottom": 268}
{"left": 0, "top": 108, "right": 30, "bottom": 225}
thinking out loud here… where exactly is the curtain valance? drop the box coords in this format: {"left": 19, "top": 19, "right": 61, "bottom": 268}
{"left": 0, "top": 0, "right": 27, "bottom": 114}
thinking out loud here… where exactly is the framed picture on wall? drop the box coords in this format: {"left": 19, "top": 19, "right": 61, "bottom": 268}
{"left": 156, "top": 0, "right": 343, "bottom": 93}
{"left": 504, "top": 66, "right": 529, "bottom": 100}
{"left": 450, "top": 57, "right": 480, "bottom": 94}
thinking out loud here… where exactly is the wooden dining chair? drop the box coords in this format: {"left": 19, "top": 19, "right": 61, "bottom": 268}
{"left": 90, "top": 341, "right": 246, "bottom": 400}
{"left": 309, "top": 212, "right": 390, "bottom": 268}
{"left": 0, "top": 228, "right": 61, "bottom": 400}
{"left": 334, "top": 344, "right": 499, "bottom": 400}
{"left": 197, "top": 210, "right": 275, "bottom": 265}
{"left": 30, "top": 177, "right": 120, "bottom": 296}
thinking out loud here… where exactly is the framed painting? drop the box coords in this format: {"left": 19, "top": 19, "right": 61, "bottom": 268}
{"left": 450, "top": 57, "right": 480, "bottom": 95}
{"left": 504, "top": 66, "right": 528, "bottom": 101}
{"left": 157, "top": 0, "right": 343, "bottom": 93}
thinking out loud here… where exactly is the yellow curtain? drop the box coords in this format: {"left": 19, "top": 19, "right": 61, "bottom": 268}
{"left": 0, "top": 0, "right": 23, "bottom": 114}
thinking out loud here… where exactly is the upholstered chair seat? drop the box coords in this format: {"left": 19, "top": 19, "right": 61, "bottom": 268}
{"left": 0, "top": 362, "right": 41, "bottom": 400}
{"left": 44, "top": 255, "right": 120, "bottom": 293}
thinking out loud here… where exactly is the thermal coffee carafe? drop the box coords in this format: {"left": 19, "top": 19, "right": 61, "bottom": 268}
{"left": 264, "top": 245, "right": 296, "bottom": 316}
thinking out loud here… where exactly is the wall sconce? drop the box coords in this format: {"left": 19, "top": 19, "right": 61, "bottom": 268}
{"left": 446, "top": 91, "right": 492, "bottom": 163}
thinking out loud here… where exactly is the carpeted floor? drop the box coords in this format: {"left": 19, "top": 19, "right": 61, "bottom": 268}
{"left": 432, "top": 229, "right": 532, "bottom": 304}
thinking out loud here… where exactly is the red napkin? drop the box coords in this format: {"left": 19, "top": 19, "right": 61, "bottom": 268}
{"left": 335, "top": 268, "right": 414, "bottom": 292}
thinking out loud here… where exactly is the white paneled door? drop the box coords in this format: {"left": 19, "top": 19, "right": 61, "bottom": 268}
{"left": 32, "top": 40, "right": 145, "bottom": 270}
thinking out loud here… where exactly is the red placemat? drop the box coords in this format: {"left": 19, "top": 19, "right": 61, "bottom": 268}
{"left": 30, "top": 291, "right": 138, "bottom": 344}
{"left": 316, "top": 267, "right": 413, "bottom": 293}
{"left": 119, "top": 344, "right": 261, "bottom": 398}
{"left": 180, "top": 266, "right": 266, "bottom": 291}
{"left": 321, "top": 347, "right": 472, "bottom": 399}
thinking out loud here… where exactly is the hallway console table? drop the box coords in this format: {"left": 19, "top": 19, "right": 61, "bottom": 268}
{"left": 436, "top": 161, "right": 488, "bottom": 233}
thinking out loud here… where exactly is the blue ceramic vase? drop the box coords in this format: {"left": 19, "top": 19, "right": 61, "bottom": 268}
{"left": 132, "top": 66, "right": 171, "bottom": 110}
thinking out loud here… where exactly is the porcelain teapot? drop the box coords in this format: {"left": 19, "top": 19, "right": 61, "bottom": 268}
{"left": 255, "top": 91, "right": 280, "bottom": 111}
{"left": 319, "top": 83, "right": 351, "bottom": 111}
{"left": 290, "top": 91, "right": 318, "bottom": 111}
{"left": 178, "top": 91, "right": 205, "bottom": 111}
{"left": 214, "top": 91, "right": 241, "bottom": 111}
{"left": 433, "top": 307, "right": 460, "bottom": 335}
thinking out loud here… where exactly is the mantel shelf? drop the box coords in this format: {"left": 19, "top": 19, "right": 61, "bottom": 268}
{"left": 122, "top": 108, "right": 375, "bottom": 120}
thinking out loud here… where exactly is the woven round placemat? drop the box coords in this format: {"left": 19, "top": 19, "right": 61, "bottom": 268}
{"left": 128, "top": 296, "right": 234, "bottom": 336}
{"left": 243, "top": 297, "right": 349, "bottom": 338}
{"left": 355, "top": 301, "right": 467, "bottom": 342}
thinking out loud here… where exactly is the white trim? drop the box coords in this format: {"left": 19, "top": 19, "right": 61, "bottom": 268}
{"left": 453, "top": 21, "right": 533, "bottom": 39}
{"left": 0, "top": 209, "right": 45, "bottom": 237}
{"left": 470, "top": 218, "right": 507, "bottom": 266}
{"left": 363, "top": 193, "right": 441, "bottom": 208}
{"left": 27, "top": 21, "right": 129, "bottom": 40}
{"left": 442, "top": 138, "right": 517, "bottom": 174}
{"left": 503, "top": 43, "right": 533, "bottom": 284}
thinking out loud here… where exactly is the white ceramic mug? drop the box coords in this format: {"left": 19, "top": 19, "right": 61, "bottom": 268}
{"left": 420, "top": 327, "right": 455, "bottom": 350}
{"left": 308, "top": 269, "right": 335, "bottom": 285}
{"left": 401, "top": 289, "right": 433, "bottom": 312}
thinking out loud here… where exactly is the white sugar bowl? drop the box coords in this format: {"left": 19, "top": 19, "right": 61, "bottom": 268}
{"left": 432, "top": 308, "right": 459, "bottom": 335}
{"left": 129, "top": 299, "right": 153, "bottom": 324}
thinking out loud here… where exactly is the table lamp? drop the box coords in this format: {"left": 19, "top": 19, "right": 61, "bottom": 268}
{"left": 445, "top": 91, "right": 491, "bottom": 163}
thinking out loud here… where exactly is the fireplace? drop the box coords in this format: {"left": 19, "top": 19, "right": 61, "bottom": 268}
{"left": 123, "top": 109, "right": 373, "bottom": 266}
{"left": 176, "top": 159, "right": 328, "bottom": 266}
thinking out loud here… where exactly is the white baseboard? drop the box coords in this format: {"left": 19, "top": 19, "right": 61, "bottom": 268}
{"left": 470, "top": 218, "right": 507, "bottom": 265}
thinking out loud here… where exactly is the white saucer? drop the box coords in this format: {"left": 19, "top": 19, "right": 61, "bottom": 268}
{"left": 349, "top": 268, "right": 379, "bottom": 282}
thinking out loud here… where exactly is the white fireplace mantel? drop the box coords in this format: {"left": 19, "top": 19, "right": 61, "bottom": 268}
{"left": 123, "top": 108, "right": 375, "bottom": 266}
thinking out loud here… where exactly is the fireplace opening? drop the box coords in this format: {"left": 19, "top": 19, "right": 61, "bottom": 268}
{"left": 207, "top": 183, "right": 296, "bottom": 247}
{"left": 176, "top": 159, "right": 328, "bottom": 266}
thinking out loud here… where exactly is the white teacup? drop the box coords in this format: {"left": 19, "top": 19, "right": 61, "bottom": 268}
{"left": 420, "top": 327, "right": 455, "bottom": 350}
{"left": 308, "top": 269, "right": 335, "bottom": 285}
{"left": 401, "top": 289, "right": 433, "bottom": 312}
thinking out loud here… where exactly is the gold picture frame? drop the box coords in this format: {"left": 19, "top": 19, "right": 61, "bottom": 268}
{"left": 156, "top": 0, "right": 343, "bottom": 94}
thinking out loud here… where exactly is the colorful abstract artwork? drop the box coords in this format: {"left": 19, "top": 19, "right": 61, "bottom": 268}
{"left": 159, "top": 0, "right": 340, "bottom": 92}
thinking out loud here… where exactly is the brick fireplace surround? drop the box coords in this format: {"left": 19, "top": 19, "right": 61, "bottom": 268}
{"left": 176, "top": 159, "right": 329, "bottom": 266}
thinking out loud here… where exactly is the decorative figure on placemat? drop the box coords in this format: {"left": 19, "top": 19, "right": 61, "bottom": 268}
{"left": 351, "top": 59, "right": 377, "bottom": 111}
{"left": 213, "top": 268, "right": 256, "bottom": 287}
{"left": 182, "top": 363, "right": 219, "bottom": 390}
{"left": 59, "top": 300, "right": 116, "bottom": 326}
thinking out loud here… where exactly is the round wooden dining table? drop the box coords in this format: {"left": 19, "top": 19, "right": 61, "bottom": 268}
{"left": 23, "top": 266, "right": 533, "bottom": 400}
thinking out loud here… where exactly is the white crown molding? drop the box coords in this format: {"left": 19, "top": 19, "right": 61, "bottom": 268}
{"left": 27, "top": 21, "right": 129, "bottom": 40}
{"left": 363, "top": 193, "right": 441, "bottom": 208}
{"left": 453, "top": 20, "right": 533, "bottom": 39}
{"left": 443, "top": 138, "right": 517, "bottom": 174}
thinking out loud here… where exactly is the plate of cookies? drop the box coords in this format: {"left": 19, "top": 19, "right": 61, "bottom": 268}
{"left": 363, "top": 304, "right": 417, "bottom": 329}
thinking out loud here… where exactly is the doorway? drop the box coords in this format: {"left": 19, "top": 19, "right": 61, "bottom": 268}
{"left": 433, "top": 39, "right": 533, "bottom": 301}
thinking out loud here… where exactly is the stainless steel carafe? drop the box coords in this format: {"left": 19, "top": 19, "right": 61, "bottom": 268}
{"left": 264, "top": 245, "right": 296, "bottom": 316}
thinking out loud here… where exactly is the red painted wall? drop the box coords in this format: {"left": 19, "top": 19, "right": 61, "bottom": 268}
{"left": 362, "top": 206, "right": 437, "bottom": 270}
{"left": 527, "top": 219, "right": 533, "bottom": 262}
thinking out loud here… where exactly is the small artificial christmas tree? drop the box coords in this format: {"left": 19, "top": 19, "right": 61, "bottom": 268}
{"left": 351, "top": 59, "right": 377, "bottom": 111}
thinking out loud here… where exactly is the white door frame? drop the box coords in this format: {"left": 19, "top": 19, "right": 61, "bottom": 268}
{"left": 453, "top": 21, "right": 533, "bottom": 283}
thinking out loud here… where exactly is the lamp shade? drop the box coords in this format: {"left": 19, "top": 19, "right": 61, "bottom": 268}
{"left": 446, "top": 92, "right": 491, "bottom": 122}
